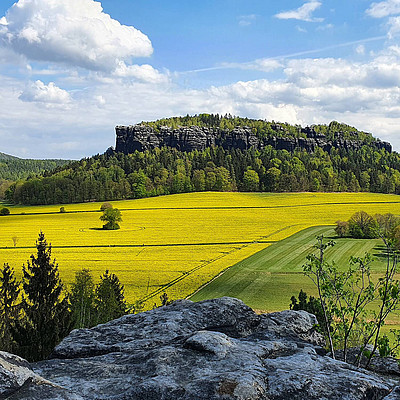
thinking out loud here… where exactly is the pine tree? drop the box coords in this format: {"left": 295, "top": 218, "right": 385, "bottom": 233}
{"left": 13, "top": 232, "right": 71, "bottom": 361}
{"left": 95, "top": 270, "right": 126, "bottom": 324}
{"left": 69, "top": 269, "right": 96, "bottom": 329}
{"left": 0, "top": 263, "right": 20, "bottom": 353}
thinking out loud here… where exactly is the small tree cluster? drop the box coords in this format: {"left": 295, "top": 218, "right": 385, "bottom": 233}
{"left": 335, "top": 211, "right": 400, "bottom": 241}
{"left": 69, "top": 269, "right": 126, "bottom": 328}
{"left": 0, "top": 233, "right": 129, "bottom": 361}
{"left": 0, "top": 233, "right": 72, "bottom": 361}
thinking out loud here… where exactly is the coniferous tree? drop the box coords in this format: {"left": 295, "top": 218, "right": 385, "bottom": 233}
{"left": 69, "top": 269, "right": 96, "bottom": 329}
{"left": 0, "top": 263, "right": 20, "bottom": 353}
{"left": 95, "top": 270, "right": 126, "bottom": 324}
{"left": 13, "top": 232, "right": 71, "bottom": 361}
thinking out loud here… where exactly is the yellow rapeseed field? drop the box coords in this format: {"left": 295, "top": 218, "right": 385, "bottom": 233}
{"left": 1, "top": 192, "right": 399, "bottom": 309}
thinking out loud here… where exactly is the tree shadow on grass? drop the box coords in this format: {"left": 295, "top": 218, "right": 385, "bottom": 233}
{"left": 372, "top": 244, "right": 395, "bottom": 259}
{"left": 89, "top": 227, "right": 105, "bottom": 231}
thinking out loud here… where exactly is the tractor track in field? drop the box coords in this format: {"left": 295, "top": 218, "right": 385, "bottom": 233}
{"left": 139, "top": 224, "right": 303, "bottom": 304}
{"left": 8, "top": 200, "right": 400, "bottom": 216}
{"left": 0, "top": 240, "right": 277, "bottom": 250}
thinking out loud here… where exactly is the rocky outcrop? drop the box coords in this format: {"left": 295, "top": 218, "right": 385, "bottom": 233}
{"left": 2, "top": 297, "right": 400, "bottom": 399}
{"left": 115, "top": 124, "right": 392, "bottom": 154}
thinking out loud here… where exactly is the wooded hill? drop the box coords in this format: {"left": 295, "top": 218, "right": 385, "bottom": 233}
{"left": 5, "top": 115, "right": 400, "bottom": 205}
{"left": 0, "top": 154, "right": 70, "bottom": 181}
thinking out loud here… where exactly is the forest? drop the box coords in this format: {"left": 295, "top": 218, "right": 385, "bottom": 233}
{"left": 5, "top": 143, "right": 400, "bottom": 205}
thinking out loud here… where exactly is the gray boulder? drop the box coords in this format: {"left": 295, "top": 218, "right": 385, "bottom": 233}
{"left": 2, "top": 297, "right": 400, "bottom": 399}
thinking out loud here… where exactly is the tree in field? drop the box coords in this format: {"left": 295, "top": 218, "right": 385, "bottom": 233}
{"left": 334, "top": 220, "right": 348, "bottom": 237}
{"left": 95, "top": 270, "right": 126, "bottom": 324}
{"left": 13, "top": 232, "right": 71, "bottom": 361}
{"left": 0, "top": 263, "right": 20, "bottom": 353}
{"left": 348, "top": 211, "right": 377, "bottom": 239}
{"left": 100, "top": 208, "right": 122, "bottom": 230}
{"left": 0, "top": 207, "right": 10, "bottom": 216}
{"left": 69, "top": 269, "right": 96, "bottom": 329}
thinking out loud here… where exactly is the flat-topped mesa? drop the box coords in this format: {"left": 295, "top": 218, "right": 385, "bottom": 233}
{"left": 115, "top": 124, "right": 392, "bottom": 154}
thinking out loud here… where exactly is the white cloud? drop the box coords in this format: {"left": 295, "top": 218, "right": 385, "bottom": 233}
{"left": 0, "top": 0, "right": 153, "bottom": 71}
{"left": 19, "top": 80, "right": 71, "bottom": 106}
{"left": 388, "top": 16, "right": 400, "bottom": 37}
{"left": 356, "top": 45, "right": 366, "bottom": 55}
{"left": 275, "top": 1, "right": 324, "bottom": 22}
{"left": 238, "top": 14, "right": 257, "bottom": 27}
{"left": 113, "top": 62, "right": 169, "bottom": 83}
{"left": 366, "top": 0, "right": 400, "bottom": 18}
{"left": 316, "top": 23, "right": 334, "bottom": 31}
{"left": 296, "top": 26, "right": 308, "bottom": 33}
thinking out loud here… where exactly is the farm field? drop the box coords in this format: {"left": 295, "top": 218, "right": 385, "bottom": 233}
{"left": 1, "top": 192, "right": 400, "bottom": 309}
{"left": 190, "top": 226, "right": 388, "bottom": 309}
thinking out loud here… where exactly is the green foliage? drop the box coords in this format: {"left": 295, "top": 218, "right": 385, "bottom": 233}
{"left": 0, "top": 207, "right": 10, "bottom": 215}
{"left": 95, "top": 270, "right": 126, "bottom": 324}
{"left": 0, "top": 156, "right": 69, "bottom": 181}
{"left": 13, "top": 232, "right": 72, "bottom": 361}
{"left": 59, "top": 206, "right": 66, "bottom": 213}
{"left": 0, "top": 263, "right": 20, "bottom": 353}
{"left": 6, "top": 140, "right": 400, "bottom": 205}
{"left": 160, "top": 292, "right": 172, "bottom": 306}
{"left": 338, "top": 212, "right": 400, "bottom": 241}
{"left": 348, "top": 211, "right": 378, "bottom": 239}
{"left": 100, "top": 207, "right": 122, "bottom": 230}
{"left": 100, "top": 202, "right": 113, "bottom": 211}
{"left": 242, "top": 168, "right": 260, "bottom": 191}
{"left": 303, "top": 235, "right": 400, "bottom": 367}
{"left": 69, "top": 269, "right": 96, "bottom": 329}
{"left": 290, "top": 289, "right": 326, "bottom": 330}
{"left": 335, "top": 220, "right": 349, "bottom": 237}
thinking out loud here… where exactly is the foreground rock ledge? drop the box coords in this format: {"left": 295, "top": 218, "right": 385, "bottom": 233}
{"left": 2, "top": 297, "right": 400, "bottom": 399}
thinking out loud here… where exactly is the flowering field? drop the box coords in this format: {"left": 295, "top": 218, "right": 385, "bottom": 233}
{"left": 1, "top": 192, "right": 400, "bottom": 309}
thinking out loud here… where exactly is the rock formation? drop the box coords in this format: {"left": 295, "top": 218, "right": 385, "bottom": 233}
{"left": 2, "top": 297, "right": 400, "bottom": 399}
{"left": 115, "top": 124, "right": 392, "bottom": 154}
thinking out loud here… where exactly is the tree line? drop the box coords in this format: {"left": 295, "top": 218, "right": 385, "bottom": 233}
{"left": 5, "top": 143, "right": 400, "bottom": 205}
{"left": 0, "top": 233, "right": 128, "bottom": 361}
{"left": 141, "top": 114, "right": 377, "bottom": 143}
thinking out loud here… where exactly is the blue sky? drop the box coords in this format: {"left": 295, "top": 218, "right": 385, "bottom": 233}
{"left": 0, "top": 0, "right": 400, "bottom": 158}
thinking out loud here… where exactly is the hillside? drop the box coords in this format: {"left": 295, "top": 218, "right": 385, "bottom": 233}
{"left": 5, "top": 115, "right": 400, "bottom": 205}
{"left": 0, "top": 151, "right": 19, "bottom": 161}
{"left": 0, "top": 154, "right": 70, "bottom": 181}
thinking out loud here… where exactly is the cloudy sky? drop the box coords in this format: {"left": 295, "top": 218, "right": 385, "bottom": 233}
{"left": 1, "top": 0, "right": 400, "bottom": 158}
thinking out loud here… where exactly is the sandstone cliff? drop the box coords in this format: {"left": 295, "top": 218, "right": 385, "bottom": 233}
{"left": 2, "top": 297, "right": 400, "bottom": 399}
{"left": 115, "top": 124, "right": 392, "bottom": 154}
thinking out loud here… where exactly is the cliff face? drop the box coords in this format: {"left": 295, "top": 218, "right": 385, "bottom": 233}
{"left": 2, "top": 297, "right": 400, "bottom": 400}
{"left": 115, "top": 124, "right": 392, "bottom": 154}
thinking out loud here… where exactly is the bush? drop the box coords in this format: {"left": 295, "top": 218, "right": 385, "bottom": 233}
{"left": 0, "top": 208, "right": 10, "bottom": 216}
{"left": 59, "top": 207, "right": 66, "bottom": 213}
{"left": 335, "top": 220, "right": 348, "bottom": 237}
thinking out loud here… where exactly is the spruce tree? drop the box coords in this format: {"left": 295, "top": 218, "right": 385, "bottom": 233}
{"left": 14, "top": 232, "right": 71, "bottom": 361}
{"left": 95, "top": 270, "right": 126, "bottom": 324}
{"left": 0, "top": 263, "right": 20, "bottom": 353}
